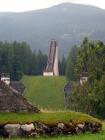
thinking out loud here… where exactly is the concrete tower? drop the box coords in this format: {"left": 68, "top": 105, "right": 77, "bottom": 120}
{"left": 43, "top": 39, "right": 59, "bottom": 76}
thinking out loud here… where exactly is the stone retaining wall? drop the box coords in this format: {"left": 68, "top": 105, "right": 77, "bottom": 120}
{"left": 0, "top": 121, "right": 102, "bottom": 138}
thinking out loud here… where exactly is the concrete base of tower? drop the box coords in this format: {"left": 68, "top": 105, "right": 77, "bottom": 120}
{"left": 43, "top": 72, "right": 54, "bottom": 76}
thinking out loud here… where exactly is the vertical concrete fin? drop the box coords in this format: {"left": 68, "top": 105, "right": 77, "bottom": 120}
{"left": 43, "top": 39, "right": 59, "bottom": 76}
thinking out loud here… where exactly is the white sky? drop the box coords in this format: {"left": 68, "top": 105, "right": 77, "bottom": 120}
{"left": 0, "top": 0, "right": 105, "bottom": 12}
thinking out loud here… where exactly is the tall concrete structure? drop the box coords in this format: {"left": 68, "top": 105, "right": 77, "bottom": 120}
{"left": 43, "top": 40, "right": 59, "bottom": 76}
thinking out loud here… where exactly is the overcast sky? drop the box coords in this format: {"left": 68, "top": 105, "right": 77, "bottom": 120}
{"left": 0, "top": 0, "right": 105, "bottom": 12}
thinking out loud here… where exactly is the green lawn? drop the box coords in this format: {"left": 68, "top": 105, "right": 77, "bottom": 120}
{"left": 0, "top": 111, "right": 100, "bottom": 124}
{"left": 22, "top": 76, "right": 67, "bottom": 110}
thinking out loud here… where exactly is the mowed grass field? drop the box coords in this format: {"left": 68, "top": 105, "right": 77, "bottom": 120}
{"left": 22, "top": 76, "right": 67, "bottom": 110}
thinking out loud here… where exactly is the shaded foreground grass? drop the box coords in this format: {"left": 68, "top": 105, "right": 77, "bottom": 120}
{"left": 22, "top": 76, "right": 67, "bottom": 110}
{"left": 0, "top": 111, "right": 101, "bottom": 124}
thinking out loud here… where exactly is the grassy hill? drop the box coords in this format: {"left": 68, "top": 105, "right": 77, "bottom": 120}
{"left": 22, "top": 76, "right": 67, "bottom": 110}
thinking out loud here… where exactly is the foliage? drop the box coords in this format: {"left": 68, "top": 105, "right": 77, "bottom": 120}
{"left": 66, "top": 38, "right": 105, "bottom": 118}
{"left": 0, "top": 41, "right": 47, "bottom": 80}
{"left": 66, "top": 45, "right": 79, "bottom": 81}
{"left": 91, "top": 75, "right": 105, "bottom": 118}
{"left": 76, "top": 38, "right": 105, "bottom": 82}
{"left": 59, "top": 56, "right": 66, "bottom": 75}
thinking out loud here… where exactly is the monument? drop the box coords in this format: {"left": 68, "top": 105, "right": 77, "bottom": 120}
{"left": 43, "top": 39, "right": 59, "bottom": 76}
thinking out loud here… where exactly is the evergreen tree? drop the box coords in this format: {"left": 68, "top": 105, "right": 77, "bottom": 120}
{"left": 59, "top": 56, "right": 66, "bottom": 75}
{"left": 66, "top": 45, "right": 79, "bottom": 80}
{"left": 67, "top": 38, "right": 105, "bottom": 118}
{"left": 36, "top": 50, "right": 47, "bottom": 75}
{"left": 0, "top": 41, "right": 48, "bottom": 80}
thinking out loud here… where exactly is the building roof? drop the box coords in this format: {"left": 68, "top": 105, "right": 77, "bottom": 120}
{"left": 0, "top": 81, "right": 39, "bottom": 113}
{"left": 10, "top": 81, "right": 25, "bottom": 95}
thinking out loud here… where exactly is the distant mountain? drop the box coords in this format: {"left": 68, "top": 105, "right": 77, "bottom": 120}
{"left": 0, "top": 3, "right": 105, "bottom": 55}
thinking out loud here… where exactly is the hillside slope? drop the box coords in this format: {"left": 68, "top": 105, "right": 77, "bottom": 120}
{"left": 0, "top": 3, "right": 105, "bottom": 55}
{"left": 22, "top": 76, "right": 67, "bottom": 110}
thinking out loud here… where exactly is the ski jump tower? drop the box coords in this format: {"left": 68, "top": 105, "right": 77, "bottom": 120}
{"left": 43, "top": 39, "right": 59, "bottom": 76}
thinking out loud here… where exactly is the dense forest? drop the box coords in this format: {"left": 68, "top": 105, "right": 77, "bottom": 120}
{"left": 66, "top": 37, "right": 105, "bottom": 118}
{"left": 0, "top": 41, "right": 48, "bottom": 80}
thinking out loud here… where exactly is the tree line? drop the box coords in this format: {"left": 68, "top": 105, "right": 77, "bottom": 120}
{"left": 0, "top": 41, "right": 48, "bottom": 80}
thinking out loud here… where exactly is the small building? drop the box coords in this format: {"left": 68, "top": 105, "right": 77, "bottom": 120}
{"left": 0, "top": 77, "right": 39, "bottom": 113}
{"left": 1, "top": 73, "right": 10, "bottom": 86}
{"left": 80, "top": 72, "right": 88, "bottom": 85}
{"left": 0, "top": 73, "right": 25, "bottom": 95}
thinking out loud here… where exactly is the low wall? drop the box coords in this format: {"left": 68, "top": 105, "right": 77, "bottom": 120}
{"left": 0, "top": 121, "right": 102, "bottom": 138}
